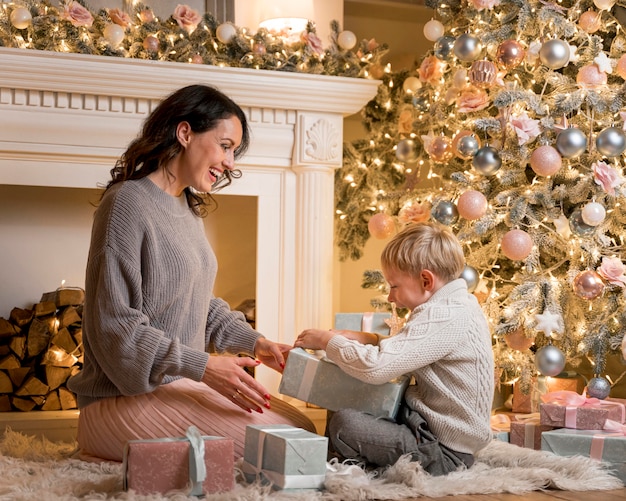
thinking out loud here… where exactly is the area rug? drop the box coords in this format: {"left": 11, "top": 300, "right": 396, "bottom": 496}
{"left": 0, "top": 428, "right": 622, "bottom": 501}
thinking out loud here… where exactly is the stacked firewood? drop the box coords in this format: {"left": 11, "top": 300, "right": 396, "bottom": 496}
{"left": 0, "top": 288, "right": 84, "bottom": 412}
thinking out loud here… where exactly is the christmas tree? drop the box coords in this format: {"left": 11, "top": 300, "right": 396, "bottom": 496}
{"left": 335, "top": 0, "right": 626, "bottom": 398}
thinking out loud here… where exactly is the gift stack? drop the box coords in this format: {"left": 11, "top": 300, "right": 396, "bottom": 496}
{"left": 538, "top": 390, "right": 626, "bottom": 485}
{"left": 510, "top": 373, "right": 585, "bottom": 413}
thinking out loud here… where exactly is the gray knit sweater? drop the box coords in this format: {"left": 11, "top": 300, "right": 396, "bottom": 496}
{"left": 68, "top": 177, "right": 261, "bottom": 408}
{"left": 325, "top": 279, "right": 494, "bottom": 455}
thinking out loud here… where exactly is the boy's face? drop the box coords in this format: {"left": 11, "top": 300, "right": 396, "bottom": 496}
{"left": 383, "top": 266, "right": 431, "bottom": 311}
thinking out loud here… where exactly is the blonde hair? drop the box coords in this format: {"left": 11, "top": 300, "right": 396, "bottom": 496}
{"left": 381, "top": 222, "right": 465, "bottom": 283}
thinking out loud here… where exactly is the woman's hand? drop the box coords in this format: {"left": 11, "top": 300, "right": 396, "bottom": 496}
{"left": 201, "top": 355, "right": 270, "bottom": 414}
{"left": 294, "top": 329, "right": 334, "bottom": 351}
{"left": 254, "top": 337, "right": 291, "bottom": 373}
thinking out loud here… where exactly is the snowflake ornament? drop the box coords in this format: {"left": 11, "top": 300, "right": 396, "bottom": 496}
{"left": 534, "top": 310, "right": 564, "bottom": 337}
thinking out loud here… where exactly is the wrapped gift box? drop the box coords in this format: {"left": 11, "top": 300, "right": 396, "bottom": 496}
{"left": 123, "top": 427, "right": 234, "bottom": 496}
{"left": 334, "top": 312, "right": 391, "bottom": 336}
{"left": 539, "top": 391, "right": 626, "bottom": 430}
{"left": 541, "top": 428, "right": 626, "bottom": 485}
{"left": 490, "top": 413, "right": 511, "bottom": 442}
{"left": 241, "top": 424, "right": 328, "bottom": 490}
{"left": 512, "top": 374, "right": 584, "bottom": 413}
{"left": 279, "top": 348, "right": 409, "bottom": 419}
{"left": 509, "top": 415, "right": 554, "bottom": 450}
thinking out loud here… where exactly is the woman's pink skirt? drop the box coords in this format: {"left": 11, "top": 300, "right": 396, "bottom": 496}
{"left": 76, "top": 378, "right": 316, "bottom": 462}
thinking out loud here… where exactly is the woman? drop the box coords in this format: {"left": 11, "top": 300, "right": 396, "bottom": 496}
{"left": 68, "top": 84, "right": 315, "bottom": 462}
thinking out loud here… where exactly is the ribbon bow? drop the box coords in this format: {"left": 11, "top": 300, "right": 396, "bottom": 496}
{"left": 185, "top": 426, "right": 207, "bottom": 496}
{"left": 540, "top": 390, "right": 600, "bottom": 407}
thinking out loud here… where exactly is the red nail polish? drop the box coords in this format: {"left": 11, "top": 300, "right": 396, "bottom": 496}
{"left": 256, "top": 408, "right": 264, "bottom": 414}
{"left": 280, "top": 363, "right": 285, "bottom": 368}
{"left": 247, "top": 408, "right": 252, "bottom": 414}
{"left": 264, "top": 394, "right": 271, "bottom": 399}
{"left": 265, "top": 403, "right": 271, "bottom": 409}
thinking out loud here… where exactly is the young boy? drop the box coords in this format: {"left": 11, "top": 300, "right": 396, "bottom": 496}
{"left": 294, "top": 222, "right": 494, "bottom": 476}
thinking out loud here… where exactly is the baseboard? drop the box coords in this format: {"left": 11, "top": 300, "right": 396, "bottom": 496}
{"left": 0, "top": 410, "right": 79, "bottom": 443}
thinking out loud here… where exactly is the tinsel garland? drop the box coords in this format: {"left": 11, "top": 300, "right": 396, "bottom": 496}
{"left": 0, "top": 0, "right": 388, "bottom": 78}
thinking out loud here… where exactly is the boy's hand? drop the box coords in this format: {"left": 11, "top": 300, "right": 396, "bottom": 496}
{"left": 294, "top": 329, "right": 334, "bottom": 351}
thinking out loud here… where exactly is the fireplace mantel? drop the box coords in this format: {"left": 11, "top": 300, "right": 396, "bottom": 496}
{"left": 0, "top": 47, "right": 379, "bottom": 393}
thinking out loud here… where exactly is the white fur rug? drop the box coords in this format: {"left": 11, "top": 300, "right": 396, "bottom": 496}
{"left": 0, "top": 429, "right": 622, "bottom": 501}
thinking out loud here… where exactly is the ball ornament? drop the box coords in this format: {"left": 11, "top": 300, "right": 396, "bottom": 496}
{"left": 432, "top": 200, "right": 459, "bottom": 225}
{"left": 423, "top": 19, "right": 445, "bottom": 42}
{"left": 596, "top": 126, "right": 626, "bottom": 157}
{"left": 539, "top": 39, "right": 570, "bottom": 69}
{"left": 452, "top": 130, "right": 480, "bottom": 159}
{"left": 594, "top": 0, "right": 616, "bottom": 9}
{"left": 586, "top": 377, "right": 611, "bottom": 399}
{"left": 396, "top": 138, "right": 419, "bottom": 163}
{"left": 143, "top": 35, "right": 159, "bottom": 53}
{"left": 10, "top": 6, "right": 32, "bottom": 29}
{"left": 453, "top": 33, "right": 482, "bottom": 62}
{"left": 556, "top": 128, "right": 587, "bottom": 158}
{"left": 617, "top": 54, "right": 626, "bottom": 79}
{"left": 457, "top": 190, "right": 488, "bottom": 220}
{"left": 529, "top": 145, "right": 562, "bottom": 177}
{"left": 581, "top": 202, "right": 606, "bottom": 226}
{"left": 216, "top": 23, "right": 236, "bottom": 43}
{"left": 501, "top": 229, "right": 533, "bottom": 261}
{"left": 569, "top": 208, "right": 596, "bottom": 237}
{"left": 337, "top": 30, "right": 357, "bottom": 50}
{"left": 428, "top": 136, "right": 453, "bottom": 163}
{"left": 459, "top": 265, "right": 479, "bottom": 293}
{"left": 579, "top": 10, "right": 602, "bottom": 33}
{"left": 472, "top": 146, "right": 502, "bottom": 175}
{"left": 505, "top": 327, "right": 534, "bottom": 351}
{"left": 577, "top": 64, "right": 607, "bottom": 88}
{"left": 495, "top": 40, "right": 525, "bottom": 69}
{"left": 535, "top": 345, "right": 566, "bottom": 376}
{"left": 468, "top": 60, "right": 498, "bottom": 88}
{"left": 191, "top": 54, "right": 204, "bottom": 64}
{"left": 104, "top": 24, "right": 125, "bottom": 48}
{"left": 434, "top": 36, "right": 456, "bottom": 60}
{"left": 368, "top": 213, "right": 396, "bottom": 239}
{"left": 402, "top": 76, "right": 422, "bottom": 94}
{"left": 573, "top": 270, "right": 605, "bottom": 300}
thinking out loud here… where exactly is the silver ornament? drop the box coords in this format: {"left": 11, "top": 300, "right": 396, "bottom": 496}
{"left": 596, "top": 126, "right": 626, "bottom": 157}
{"left": 459, "top": 265, "right": 479, "bottom": 292}
{"left": 412, "top": 95, "right": 430, "bottom": 112}
{"left": 556, "top": 128, "right": 587, "bottom": 158}
{"left": 569, "top": 208, "right": 596, "bottom": 237}
{"left": 457, "top": 135, "right": 480, "bottom": 159}
{"left": 431, "top": 200, "right": 459, "bottom": 225}
{"left": 472, "top": 146, "right": 502, "bottom": 175}
{"left": 539, "top": 39, "right": 570, "bottom": 69}
{"left": 535, "top": 345, "right": 566, "bottom": 376}
{"left": 586, "top": 376, "right": 611, "bottom": 399}
{"left": 453, "top": 33, "right": 482, "bottom": 62}
{"left": 396, "top": 139, "right": 419, "bottom": 163}
{"left": 434, "top": 36, "right": 455, "bottom": 60}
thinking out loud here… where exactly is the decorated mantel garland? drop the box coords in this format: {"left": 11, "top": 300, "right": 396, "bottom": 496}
{"left": 0, "top": 0, "right": 388, "bottom": 77}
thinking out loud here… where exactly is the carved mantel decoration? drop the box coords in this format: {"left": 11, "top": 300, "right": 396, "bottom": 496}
{"left": 0, "top": 48, "right": 379, "bottom": 393}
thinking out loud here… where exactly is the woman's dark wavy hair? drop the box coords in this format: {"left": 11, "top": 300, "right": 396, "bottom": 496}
{"left": 104, "top": 84, "right": 250, "bottom": 216}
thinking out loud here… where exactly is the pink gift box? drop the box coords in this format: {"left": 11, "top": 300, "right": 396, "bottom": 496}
{"left": 509, "top": 415, "right": 554, "bottom": 450}
{"left": 123, "top": 426, "right": 234, "bottom": 496}
{"left": 539, "top": 391, "right": 626, "bottom": 430}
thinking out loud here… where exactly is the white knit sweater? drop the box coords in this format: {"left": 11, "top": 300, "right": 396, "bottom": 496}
{"left": 325, "top": 279, "right": 494, "bottom": 455}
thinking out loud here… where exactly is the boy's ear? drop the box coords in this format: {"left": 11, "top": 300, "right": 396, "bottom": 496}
{"left": 421, "top": 270, "right": 436, "bottom": 291}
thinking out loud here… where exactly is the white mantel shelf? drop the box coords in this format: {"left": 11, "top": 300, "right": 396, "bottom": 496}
{"left": 0, "top": 47, "right": 379, "bottom": 395}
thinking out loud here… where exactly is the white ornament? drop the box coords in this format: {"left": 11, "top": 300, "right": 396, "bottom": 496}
{"left": 103, "top": 24, "right": 125, "bottom": 48}
{"left": 594, "top": 0, "right": 616, "bottom": 10}
{"left": 534, "top": 310, "right": 564, "bottom": 337}
{"left": 10, "top": 6, "right": 32, "bottom": 29}
{"left": 402, "top": 76, "right": 422, "bottom": 94}
{"left": 553, "top": 214, "right": 572, "bottom": 238}
{"left": 216, "top": 23, "right": 237, "bottom": 44}
{"left": 569, "top": 45, "right": 580, "bottom": 64}
{"left": 337, "top": 30, "right": 357, "bottom": 50}
{"left": 423, "top": 19, "right": 445, "bottom": 42}
{"left": 581, "top": 202, "right": 606, "bottom": 226}
{"left": 594, "top": 52, "right": 613, "bottom": 74}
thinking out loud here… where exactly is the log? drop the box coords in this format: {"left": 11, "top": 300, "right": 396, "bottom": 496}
{"left": 8, "top": 367, "right": 31, "bottom": 387}
{"left": 34, "top": 301, "right": 56, "bottom": 317}
{"left": 27, "top": 318, "right": 51, "bottom": 358}
{"left": 42, "top": 345, "right": 78, "bottom": 368}
{"left": 0, "top": 345, "right": 9, "bottom": 357}
{"left": 0, "top": 371, "right": 13, "bottom": 393}
{"left": 9, "top": 307, "right": 34, "bottom": 327}
{"left": 31, "top": 395, "right": 45, "bottom": 406}
{"left": 59, "top": 306, "right": 81, "bottom": 328}
{"left": 15, "top": 375, "right": 49, "bottom": 396}
{"left": 59, "top": 387, "right": 77, "bottom": 410}
{"left": 51, "top": 327, "right": 77, "bottom": 354}
{"left": 41, "top": 288, "right": 84, "bottom": 307}
{"left": 11, "top": 396, "right": 36, "bottom": 411}
{"left": 0, "top": 317, "right": 19, "bottom": 338}
{"left": 9, "top": 335, "right": 26, "bottom": 359}
{"left": 45, "top": 366, "right": 71, "bottom": 390}
{"left": 41, "top": 390, "right": 61, "bottom": 411}
{"left": 0, "top": 394, "right": 11, "bottom": 412}
{"left": 0, "top": 354, "right": 21, "bottom": 370}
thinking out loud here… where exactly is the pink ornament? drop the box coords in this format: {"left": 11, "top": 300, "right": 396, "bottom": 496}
{"left": 468, "top": 60, "right": 498, "bottom": 88}
{"left": 573, "top": 270, "right": 605, "bottom": 300}
{"left": 530, "top": 145, "right": 562, "bottom": 177}
{"left": 457, "top": 190, "right": 488, "bottom": 220}
{"left": 143, "top": 35, "right": 159, "bottom": 53}
{"left": 577, "top": 64, "right": 607, "bottom": 89}
{"left": 253, "top": 42, "right": 267, "bottom": 55}
{"left": 139, "top": 9, "right": 155, "bottom": 23}
{"left": 501, "top": 229, "right": 533, "bottom": 261}
{"left": 191, "top": 54, "right": 204, "bottom": 64}
{"left": 579, "top": 10, "right": 602, "bottom": 33}
{"left": 505, "top": 327, "right": 534, "bottom": 351}
{"left": 496, "top": 40, "right": 525, "bottom": 69}
{"left": 428, "top": 136, "right": 454, "bottom": 163}
{"left": 368, "top": 213, "right": 396, "bottom": 239}
{"left": 617, "top": 54, "right": 626, "bottom": 79}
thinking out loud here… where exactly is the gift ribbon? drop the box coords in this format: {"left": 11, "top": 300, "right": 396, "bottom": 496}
{"left": 245, "top": 427, "right": 326, "bottom": 489}
{"left": 361, "top": 312, "right": 374, "bottom": 332}
{"left": 588, "top": 422, "right": 626, "bottom": 460}
{"left": 490, "top": 414, "right": 511, "bottom": 432}
{"left": 541, "top": 391, "right": 625, "bottom": 428}
{"left": 512, "top": 413, "right": 540, "bottom": 449}
{"left": 295, "top": 353, "right": 320, "bottom": 401}
{"left": 186, "top": 426, "right": 207, "bottom": 496}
